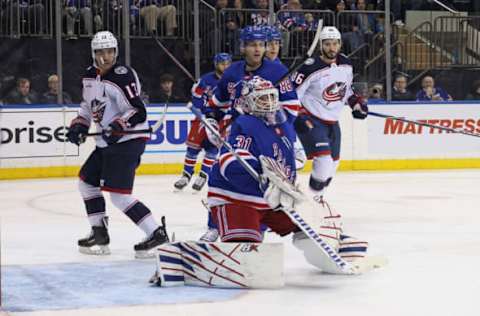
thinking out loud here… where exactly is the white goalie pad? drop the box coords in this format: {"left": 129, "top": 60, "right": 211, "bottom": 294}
{"left": 152, "top": 242, "right": 284, "bottom": 288}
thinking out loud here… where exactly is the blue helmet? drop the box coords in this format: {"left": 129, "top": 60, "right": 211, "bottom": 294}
{"left": 264, "top": 25, "right": 282, "bottom": 42}
{"left": 213, "top": 53, "right": 232, "bottom": 65}
{"left": 240, "top": 26, "right": 267, "bottom": 43}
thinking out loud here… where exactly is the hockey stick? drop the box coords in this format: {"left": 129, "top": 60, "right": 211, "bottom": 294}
{"left": 85, "top": 102, "right": 169, "bottom": 137}
{"left": 368, "top": 111, "right": 480, "bottom": 138}
{"left": 153, "top": 36, "right": 197, "bottom": 83}
{"left": 274, "top": 19, "right": 323, "bottom": 86}
{"left": 188, "top": 103, "right": 355, "bottom": 275}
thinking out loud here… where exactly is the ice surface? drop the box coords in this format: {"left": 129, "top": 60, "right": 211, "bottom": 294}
{"left": 1, "top": 170, "right": 480, "bottom": 316}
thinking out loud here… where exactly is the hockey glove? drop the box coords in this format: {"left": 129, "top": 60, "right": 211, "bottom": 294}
{"left": 202, "top": 118, "right": 222, "bottom": 148}
{"left": 66, "top": 117, "right": 89, "bottom": 146}
{"left": 347, "top": 95, "right": 368, "bottom": 120}
{"left": 260, "top": 155, "right": 305, "bottom": 211}
{"left": 102, "top": 118, "right": 128, "bottom": 145}
{"left": 294, "top": 115, "right": 315, "bottom": 134}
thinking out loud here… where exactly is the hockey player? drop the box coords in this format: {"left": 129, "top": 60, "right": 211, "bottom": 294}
{"left": 292, "top": 26, "right": 368, "bottom": 202}
{"left": 209, "top": 25, "right": 301, "bottom": 123}
{"left": 205, "top": 77, "right": 367, "bottom": 272}
{"left": 66, "top": 31, "right": 168, "bottom": 258}
{"left": 263, "top": 24, "right": 307, "bottom": 170}
{"left": 173, "top": 53, "right": 232, "bottom": 192}
{"left": 264, "top": 25, "right": 282, "bottom": 63}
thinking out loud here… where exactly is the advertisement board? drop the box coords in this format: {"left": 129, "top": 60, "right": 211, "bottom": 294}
{"left": 0, "top": 108, "right": 79, "bottom": 159}
{"left": 367, "top": 103, "right": 480, "bottom": 157}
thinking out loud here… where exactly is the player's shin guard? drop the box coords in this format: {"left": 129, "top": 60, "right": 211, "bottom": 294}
{"left": 79, "top": 180, "right": 106, "bottom": 227}
{"left": 310, "top": 155, "right": 335, "bottom": 196}
{"left": 183, "top": 147, "right": 201, "bottom": 176}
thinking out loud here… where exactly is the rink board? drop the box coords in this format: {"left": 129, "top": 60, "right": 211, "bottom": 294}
{"left": 1, "top": 102, "right": 480, "bottom": 179}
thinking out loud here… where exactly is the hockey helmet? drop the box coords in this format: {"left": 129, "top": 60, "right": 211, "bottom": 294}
{"left": 241, "top": 76, "right": 279, "bottom": 120}
{"left": 213, "top": 53, "right": 232, "bottom": 65}
{"left": 91, "top": 31, "right": 118, "bottom": 66}
{"left": 319, "top": 26, "right": 341, "bottom": 42}
{"left": 240, "top": 26, "right": 267, "bottom": 44}
{"left": 264, "top": 25, "right": 282, "bottom": 42}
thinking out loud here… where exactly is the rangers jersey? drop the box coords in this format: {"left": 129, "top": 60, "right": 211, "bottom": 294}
{"left": 293, "top": 54, "right": 354, "bottom": 122}
{"left": 191, "top": 71, "right": 220, "bottom": 114}
{"left": 78, "top": 64, "right": 150, "bottom": 148}
{"left": 210, "top": 59, "right": 301, "bottom": 121}
{"left": 207, "top": 114, "right": 297, "bottom": 210}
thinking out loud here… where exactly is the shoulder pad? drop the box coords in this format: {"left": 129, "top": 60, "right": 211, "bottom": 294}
{"left": 297, "top": 56, "right": 329, "bottom": 77}
{"left": 234, "top": 115, "right": 265, "bottom": 136}
{"left": 84, "top": 66, "right": 97, "bottom": 78}
{"left": 114, "top": 65, "right": 129, "bottom": 75}
{"left": 337, "top": 54, "right": 352, "bottom": 66}
{"left": 105, "top": 64, "right": 137, "bottom": 86}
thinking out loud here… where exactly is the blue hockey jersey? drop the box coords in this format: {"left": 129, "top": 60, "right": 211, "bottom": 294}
{"left": 207, "top": 113, "right": 297, "bottom": 210}
{"left": 209, "top": 59, "right": 301, "bottom": 120}
{"left": 191, "top": 71, "right": 220, "bottom": 114}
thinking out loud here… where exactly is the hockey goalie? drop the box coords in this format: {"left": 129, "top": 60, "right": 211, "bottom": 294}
{"left": 151, "top": 77, "right": 380, "bottom": 288}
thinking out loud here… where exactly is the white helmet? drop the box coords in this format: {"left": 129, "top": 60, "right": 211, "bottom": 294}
{"left": 241, "top": 76, "right": 279, "bottom": 120}
{"left": 319, "top": 26, "right": 341, "bottom": 42}
{"left": 91, "top": 31, "right": 118, "bottom": 66}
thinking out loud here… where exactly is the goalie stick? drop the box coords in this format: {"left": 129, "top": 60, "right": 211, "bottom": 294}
{"left": 84, "top": 102, "right": 169, "bottom": 137}
{"left": 368, "top": 111, "right": 480, "bottom": 138}
{"left": 188, "top": 103, "right": 356, "bottom": 275}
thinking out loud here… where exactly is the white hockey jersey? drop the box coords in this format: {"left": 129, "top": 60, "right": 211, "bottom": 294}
{"left": 293, "top": 54, "right": 354, "bottom": 122}
{"left": 78, "top": 64, "right": 150, "bottom": 148}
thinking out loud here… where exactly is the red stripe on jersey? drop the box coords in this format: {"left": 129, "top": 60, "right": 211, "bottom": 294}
{"left": 207, "top": 191, "right": 270, "bottom": 209}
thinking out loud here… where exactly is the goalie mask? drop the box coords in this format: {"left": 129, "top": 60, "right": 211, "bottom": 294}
{"left": 241, "top": 77, "right": 284, "bottom": 125}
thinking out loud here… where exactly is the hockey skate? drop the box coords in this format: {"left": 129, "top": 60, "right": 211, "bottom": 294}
{"left": 134, "top": 216, "right": 169, "bottom": 259}
{"left": 198, "top": 228, "right": 219, "bottom": 242}
{"left": 78, "top": 218, "right": 110, "bottom": 255}
{"left": 174, "top": 171, "right": 191, "bottom": 191}
{"left": 192, "top": 171, "right": 208, "bottom": 191}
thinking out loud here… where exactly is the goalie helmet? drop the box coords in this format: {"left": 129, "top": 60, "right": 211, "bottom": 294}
{"left": 241, "top": 77, "right": 280, "bottom": 124}
{"left": 91, "top": 31, "right": 118, "bottom": 66}
{"left": 319, "top": 26, "right": 341, "bottom": 42}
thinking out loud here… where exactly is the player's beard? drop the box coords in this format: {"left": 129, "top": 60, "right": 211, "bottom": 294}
{"left": 322, "top": 49, "right": 338, "bottom": 61}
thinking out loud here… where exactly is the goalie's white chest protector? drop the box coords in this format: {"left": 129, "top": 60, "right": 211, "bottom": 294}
{"left": 295, "top": 56, "right": 354, "bottom": 122}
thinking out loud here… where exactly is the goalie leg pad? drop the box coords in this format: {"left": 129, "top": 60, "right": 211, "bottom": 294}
{"left": 338, "top": 234, "right": 368, "bottom": 262}
{"left": 153, "top": 242, "right": 284, "bottom": 288}
{"left": 152, "top": 243, "right": 186, "bottom": 287}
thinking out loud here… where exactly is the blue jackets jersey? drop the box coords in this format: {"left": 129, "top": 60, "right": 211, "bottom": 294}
{"left": 210, "top": 59, "right": 301, "bottom": 120}
{"left": 191, "top": 71, "right": 220, "bottom": 114}
{"left": 207, "top": 114, "right": 297, "bottom": 210}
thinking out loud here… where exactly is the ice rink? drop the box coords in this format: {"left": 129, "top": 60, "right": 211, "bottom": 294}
{"left": 1, "top": 170, "right": 480, "bottom": 316}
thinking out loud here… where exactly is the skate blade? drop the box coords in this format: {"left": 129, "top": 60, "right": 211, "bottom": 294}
{"left": 78, "top": 245, "right": 110, "bottom": 256}
{"left": 135, "top": 250, "right": 155, "bottom": 259}
{"left": 352, "top": 256, "right": 388, "bottom": 273}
